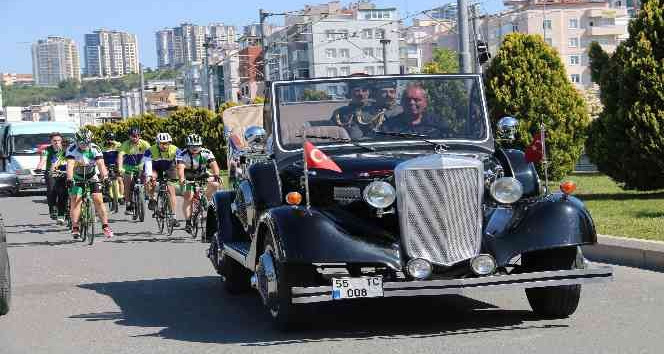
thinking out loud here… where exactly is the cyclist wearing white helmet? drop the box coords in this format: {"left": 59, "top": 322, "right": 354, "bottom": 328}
{"left": 65, "top": 128, "right": 114, "bottom": 239}
{"left": 144, "top": 132, "right": 180, "bottom": 226}
{"left": 176, "top": 133, "right": 222, "bottom": 233}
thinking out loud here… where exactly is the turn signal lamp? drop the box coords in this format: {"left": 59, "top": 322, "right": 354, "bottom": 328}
{"left": 286, "top": 192, "right": 303, "bottom": 205}
{"left": 560, "top": 181, "right": 577, "bottom": 195}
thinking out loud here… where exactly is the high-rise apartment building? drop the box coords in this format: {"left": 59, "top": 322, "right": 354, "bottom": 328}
{"left": 155, "top": 23, "right": 238, "bottom": 69}
{"left": 85, "top": 29, "right": 139, "bottom": 77}
{"left": 482, "top": 0, "right": 629, "bottom": 88}
{"left": 31, "top": 36, "right": 81, "bottom": 86}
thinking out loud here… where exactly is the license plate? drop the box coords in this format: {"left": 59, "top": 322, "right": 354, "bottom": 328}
{"left": 332, "top": 277, "right": 383, "bottom": 300}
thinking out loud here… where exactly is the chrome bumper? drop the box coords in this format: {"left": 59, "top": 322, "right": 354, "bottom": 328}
{"left": 291, "top": 266, "right": 613, "bottom": 304}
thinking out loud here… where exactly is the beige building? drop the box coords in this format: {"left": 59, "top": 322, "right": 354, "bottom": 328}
{"left": 85, "top": 29, "right": 140, "bottom": 77}
{"left": 31, "top": 37, "right": 81, "bottom": 86}
{"left": 1, "top": 73, "right": 34, "bottom": 86}
{"left": 482, "top": 0, "right": 629, "bottom": 88}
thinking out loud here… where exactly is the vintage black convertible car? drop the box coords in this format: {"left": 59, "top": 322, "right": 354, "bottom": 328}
{"left": 206, "top": 74, "right": 612, "bottom": 329}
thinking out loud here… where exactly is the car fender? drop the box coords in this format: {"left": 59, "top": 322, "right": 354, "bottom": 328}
{"left": 495, "top": 148, "right": 540, "bottom": 197}
{"left": 211, "top": 190, "right": 243, "bottom": 244}
{"left": 484, "top": 193, "right": 597, "bottom": 266}
{"left": 251, "top": 206, "right": 402, "bottom": 270}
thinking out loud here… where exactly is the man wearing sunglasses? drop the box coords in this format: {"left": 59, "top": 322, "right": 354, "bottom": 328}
{"left": 118, "top": 127, "right": 150, "bottom": 215}
{"left": 144, "top": 132, "right": 180, "bottom": 227}
{"left": 176, "top": 134, "right": 222, "bottom": 234}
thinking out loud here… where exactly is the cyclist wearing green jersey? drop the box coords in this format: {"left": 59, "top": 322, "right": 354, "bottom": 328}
{"left": 65, "top": 129, "right": 114, "bottom": 239}
{"left": 36, "top": 132, "right": 67, "bottom": 223}
{"left": 144, "top": 132, "right": 180, "bottom": 227}
{"left": 176, "top": 134, "right": 222, "bottom": 233}
{"left": 101, "top": 132, "right": 124, "bottom": 204}
{"left": 118, "top": 127, "right": 150, "bottom": 215}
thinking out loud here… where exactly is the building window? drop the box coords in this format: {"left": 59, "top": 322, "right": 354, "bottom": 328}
{"left": 375, "top": 29, "right": 385, "bottom": 39}
{"left": 362, "top": 29, "right": 373, "bottom": 39}
{"left": 363, "top": 47, "right": 374, "bottom": 58}
{"left": 325, "top": 48, "right": 337, "bottom": 58}
{"left": 364, "top": 66, "right": 375, "bottom": 75}
{"left": 339, "top": 48, "right": 350, "bottom": 58}
{"left": 569, "top": 55, "right": 581, "bottom": 65}
{"left": 543, "top": 19, "right": 552, "bottom": 30}
{"left": 545, "top": 38, "right": 553, "bottom": 46}
{"left": 570, "top": 74, "right": 581, "bottom": 83}
{"left": 568, "top": 37, "right": 579, "bottom": 48}
{"left": 340, "top": 66, "right": 350, "bottom": 76}
{"left": 569, "top": 18, "right": 578, "bottom": 29}
{"left": 377, "top": 66, "right": 385, "bottom": 74}
{"left": 326, "top": 67, "right": 338, "bottom": 77}
{"left": 376, "top": 47, "right": 384, "bottom": 59}
{"left": 512, "top": 24, "right": 519, "bottom": 32}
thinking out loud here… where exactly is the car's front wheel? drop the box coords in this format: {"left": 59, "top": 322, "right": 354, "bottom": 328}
{"left": 522, "top": 247, "right": 583, "bottom": 318}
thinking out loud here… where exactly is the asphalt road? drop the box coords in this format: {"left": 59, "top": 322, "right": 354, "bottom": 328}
{"left": 1, "top": 193, "right": 663, "bottom": 354}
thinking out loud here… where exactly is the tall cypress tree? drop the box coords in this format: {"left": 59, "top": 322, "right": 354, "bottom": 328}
{"left": 484, "top": 33, "right": 590, "bottom": 180}
{"left": 586, "top": 0, "right": 664, "bottom": 190}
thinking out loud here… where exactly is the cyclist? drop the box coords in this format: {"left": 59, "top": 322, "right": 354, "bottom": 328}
{"left": 144, "top": 132, "right": 180, "bottom": 227}
{"left": 65, "top": 129, "right": 114, "bottom": 239}
{"left": 118, "top": 127, "right": 150, "bottom": 215}
{"left": 176, "top": 134, "right": 222, "bottom": 233}
{"left": 36, "top": 132, "right": 68, "bottom": 224}
{"left": 101, "top": 132, "right": 124, "bottom": 205}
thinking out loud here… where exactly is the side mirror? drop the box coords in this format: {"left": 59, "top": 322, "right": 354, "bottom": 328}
{"left": 244, "top": 126, "right": 267, "bottom": 151}
{"left": 496, "top": 116, "right": 519, "bottom": 143}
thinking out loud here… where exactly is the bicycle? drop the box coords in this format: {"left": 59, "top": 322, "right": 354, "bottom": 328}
{"left": 153, "top": 177, "right": 175, "bottom": 236}
{"left": 185, "top": 174, "right": 210, "bottom": 240}
{"left": 104, "top": 166, "right": 121, "bottom": 214}
{"left": 74, "top": 180, "right": 98, "bottom": 245}
{"left": 126, "top": 170, "right": 146, "bottom": 222}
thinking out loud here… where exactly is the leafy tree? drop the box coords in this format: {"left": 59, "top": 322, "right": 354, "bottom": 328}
{"left": 588, "top": 42, "right": 609, "bottom": 84}
{"left": 302, "top": 89, "right": 330, "bottom": 101}
{"left": 422, "top": 48, "right": 459, "bottom": 74}
{"left": 586, "top": 0, "right": 664, "bottom": 190}
{"left": 484, "top": 33, "right": 590, "bottom": 180}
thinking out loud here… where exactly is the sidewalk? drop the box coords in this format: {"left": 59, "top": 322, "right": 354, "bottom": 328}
{"left": 583, "top": 235, "right": 664, "bottom": 271}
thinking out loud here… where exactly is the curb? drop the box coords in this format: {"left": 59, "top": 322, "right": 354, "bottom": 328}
{"left": 582, "top": 235, "right": 664, "bottom": 272}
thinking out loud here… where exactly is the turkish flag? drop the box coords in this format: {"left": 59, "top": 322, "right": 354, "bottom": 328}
{"left": 525, "top": 131, "right": 544, "bottom": 163}
{"left": 304, "top": 141, "right": 342, "bottom": 173}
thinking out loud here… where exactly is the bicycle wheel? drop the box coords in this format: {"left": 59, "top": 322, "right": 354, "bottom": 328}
{"left": 165, "top": 193, "right": 175, "bottom": 236}
{"left": 137, "top": 186, "right": 146, "bottom": 222}
{"left": 156, "top": 192, "right": 165, "bottom": 234}
{"left": 199, "top": 208, "right": 207, "bottom": 243}
{"left": 112, "top": 180, "right": 120, "bottom": 213}
{"left": 87, "top": 197, "right": 95, "bottom": 246}
{"left": 79, "top": 200, "right": 88, "bottom": 243}
{"left": 191, "top": 198, "right": 200, "bottom": 239}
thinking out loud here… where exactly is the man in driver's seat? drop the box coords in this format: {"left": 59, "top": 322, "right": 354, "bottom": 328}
{"left": 329, "top": 80, "right": 381, "bottom": 139}
{"left": 381, "top": 84, "right": 448, "bottom": 138}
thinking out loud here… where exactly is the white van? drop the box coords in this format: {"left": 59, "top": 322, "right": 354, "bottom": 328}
{"left": 0, "top": 122, "right": 78, "bottom": 193}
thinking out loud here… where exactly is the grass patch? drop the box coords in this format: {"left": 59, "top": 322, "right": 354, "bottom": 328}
{"left": 555, "top": 174, "right": 664, "bottom": 241}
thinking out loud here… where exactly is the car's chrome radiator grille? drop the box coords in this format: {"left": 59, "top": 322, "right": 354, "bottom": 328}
{"left": 398, "top": 166, "right": 482, "bottom": 266}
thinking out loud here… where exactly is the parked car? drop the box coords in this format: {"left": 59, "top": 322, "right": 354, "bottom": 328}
{"left": 205, "top": 74, "right": 613, "bottom": 329}
{"left": 0, "top": 214, "right": 10, "bottom": 315}
{"left": 0, "top": 167, "right": 18, "bottom": 196}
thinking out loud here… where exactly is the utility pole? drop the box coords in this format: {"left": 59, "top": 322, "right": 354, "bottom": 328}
{"left": 259, "top": 9, "right": 269, "bottom": 81}
{"left": 203, "top": 36, "right": 216, "bottom": 112}
{"left": 457, "top": 0, "right": 472, "bottom": 73}
{"left": 139, "top": 63, "right": 145, "bottom": 116}
{"left": 471, "top": 3, "right": 482, "bottom": 74}
{"left": 380, "top": 39, "right": 391, "bottom": 75}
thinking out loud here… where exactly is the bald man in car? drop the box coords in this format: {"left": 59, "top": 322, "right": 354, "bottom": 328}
{"left": 381, "top": 84, "right": 448, "bottom": 138}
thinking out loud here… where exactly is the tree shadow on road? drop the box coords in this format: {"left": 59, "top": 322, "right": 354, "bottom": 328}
{"left": 74, "top": 276, "right": 566, "bottom": 346}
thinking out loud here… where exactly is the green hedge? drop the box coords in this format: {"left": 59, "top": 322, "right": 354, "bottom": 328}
{"left": 87, "top": 107, "right": 228, "bottom": 169}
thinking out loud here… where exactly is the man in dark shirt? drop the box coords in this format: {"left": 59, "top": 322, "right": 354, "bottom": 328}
{"left": 382, "top": 84, "right": 448, "bottom": 138}
{"left": 374, "top": 79, "right": 403, "bottom": 121}
{"left": 329, "top": 81, "right": 381, "bottom": 139}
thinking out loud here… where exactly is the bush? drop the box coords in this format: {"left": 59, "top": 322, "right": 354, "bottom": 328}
{"left": 484, "top": 33, "right": 590, "bottom": 180}
{"left": 585, "top": 0, "right": 664, "bottom": 190}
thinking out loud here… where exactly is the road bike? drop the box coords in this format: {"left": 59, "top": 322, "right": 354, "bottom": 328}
{"left": 186, "top": 175, "right": 210, "bottom": 240}
{"left": 154, "top": 177, "right": 175, "bottom": 236}
{"left": 127, "top": 170, "right": 145, "bottom": 222}
{"left": 104, "top": 165, "right": 121, "bottom": 213}
{"left": 75, "top": 180, "right": 98, "bottom": 245}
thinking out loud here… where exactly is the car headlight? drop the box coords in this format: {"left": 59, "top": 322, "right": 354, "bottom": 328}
{"left": 362, "top": 181, "right": 396, "bottom": 209}
{"left": 490, "top": 177, "right": 523, "bottom": 204}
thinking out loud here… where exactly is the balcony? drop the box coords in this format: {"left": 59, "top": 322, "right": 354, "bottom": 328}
{"left": 587, "top": 8, "right": 626, "bottom": 19}
{"left": 588, "top": 24, "right": 627, "bottom": 36}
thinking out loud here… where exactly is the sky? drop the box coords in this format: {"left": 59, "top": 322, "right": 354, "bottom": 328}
{"left": 0, "top": 0, "right": 505, "bottom": 74}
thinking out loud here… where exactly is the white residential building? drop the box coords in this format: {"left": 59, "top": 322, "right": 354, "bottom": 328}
{"left": 482, "top": 0, "right": 629, "bottom": 88}
{"left": 84, "top": 29, "right": 140, "bottom": 77}
{"left": 400, "top": 17, "right": 457, "bottom": 74}
{"left": 265, "top": 2, "right": 400, "bottom": 81}
{"left": 31, "top": 36, "right": 81, "bottom": 86}
{"left": 156, "top": 23, "right": 238, "bottom": 69}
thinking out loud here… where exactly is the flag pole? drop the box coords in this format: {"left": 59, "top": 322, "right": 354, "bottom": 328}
{"left": 303, "top": 127, "right": 311, "bottom": 211}
{"left": 540, "top": 120, "right": 549, "bottom": 195}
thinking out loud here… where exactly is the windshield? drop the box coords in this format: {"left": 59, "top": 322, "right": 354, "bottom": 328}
{"left": 273, "top": 76, "right": 488, "bottom": 150}
{"left": 12, "top": 133, "right": 74, "bottom": 154}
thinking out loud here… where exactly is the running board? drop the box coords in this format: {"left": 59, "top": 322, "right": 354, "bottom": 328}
{"left": 222, "top": 241, "right": 250, "bottom": 267}
{"left": 291, "top": 266, "right": 613, "bottom": 304}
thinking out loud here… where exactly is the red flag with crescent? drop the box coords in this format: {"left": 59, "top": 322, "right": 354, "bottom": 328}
{"left": 304, "top": 141, "right": 342, "bottom": 173}
{"left": 525, "top": 131, "right": 544, "bottom": 163}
